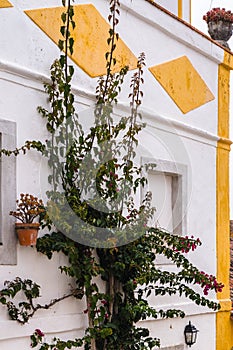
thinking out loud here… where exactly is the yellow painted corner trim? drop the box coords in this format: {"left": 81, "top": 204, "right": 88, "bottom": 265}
{"left": 218, "top": 299, "right": 232, "bottom": 312}
{"left": 216, "top": 144, "right": 230, "bottom": 297}
{"left": 217, "top": 137, "right": 232, "bottom": 151}
{"left": 216, "top": 58, "right": 232, "bottom": 350}
{"left": 216, "top": 145, "right": 232, "bottom": 349}
{"left": 216, "top": 312, "right": 233, "bottom": 349}
{"left": 218, "top": 64, "right": 230, "bottom": 139}
{"left": 223, "top": 52, "right": 233, "bottom": 70}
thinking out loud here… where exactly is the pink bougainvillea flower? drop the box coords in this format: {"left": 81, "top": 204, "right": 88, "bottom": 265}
{"left": 35, "top": 329, "right": 44, "bottom": 337}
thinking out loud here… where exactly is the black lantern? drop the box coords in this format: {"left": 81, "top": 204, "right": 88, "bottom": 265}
{"left": 184, "top": 321, "right": 199, "bottom": 347}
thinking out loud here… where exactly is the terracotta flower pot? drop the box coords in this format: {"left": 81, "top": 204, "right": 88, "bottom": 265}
{"left": 208, "top": 20, "right": 232, "bottom": 49}
{"left": 15, "top": 223, "right": 40, "bottom": 246}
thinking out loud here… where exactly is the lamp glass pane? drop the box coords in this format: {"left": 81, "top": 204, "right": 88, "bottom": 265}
{"left": 193, "top": 332, "right": 197, "bottom": 342}
{"left": 186, "top": 333, "right": 193, "bottom": 344}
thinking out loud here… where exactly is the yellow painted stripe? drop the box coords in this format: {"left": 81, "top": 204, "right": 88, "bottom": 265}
{"left": 178, "top": 0, "right": 182, "bottom": 19}
{"left": 218, "top": 65, "right": 230, "bottom": 139}
{"left": 216, "top": 62, "right": 233, "bottom": 350}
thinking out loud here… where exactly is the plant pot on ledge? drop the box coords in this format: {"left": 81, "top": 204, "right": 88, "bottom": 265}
{"left": 15, "top": 223, "right": 40, "bottom": 246}
{"left": 208, "top": 20, "right": 232, "bottom": 49}
{"left": 203, "top": 7, "right": 233, "bottom": 50}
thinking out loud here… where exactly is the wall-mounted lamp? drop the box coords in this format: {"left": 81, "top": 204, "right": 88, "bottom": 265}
{"left": 184, "top": 321, "right": 199, "bottom": 347}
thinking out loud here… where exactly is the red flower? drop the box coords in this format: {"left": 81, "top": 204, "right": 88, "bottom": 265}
{"left": 203, "top": 7, "right": 233, "bottom": 23}
{"left": 35, "top": 329, "right": 44, "bottom": 337}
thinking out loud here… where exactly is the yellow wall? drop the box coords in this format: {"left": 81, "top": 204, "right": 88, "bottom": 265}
{"left": 216, "top": 53, "right": 233, "bottom": 350}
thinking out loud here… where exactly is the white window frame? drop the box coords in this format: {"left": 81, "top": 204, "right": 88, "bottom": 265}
{"left": 141, "top": 157, "right": 188, "bottom": 265}
{"left": 141, "top": 157, "right": 188, "bottom": 236}
{"left": 0, "top": 119, "right": 17, "bottom": 265}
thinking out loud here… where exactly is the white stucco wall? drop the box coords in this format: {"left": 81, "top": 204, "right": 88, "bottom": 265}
{"left": 0, "top": 0, "right": 226, "bottom": 349}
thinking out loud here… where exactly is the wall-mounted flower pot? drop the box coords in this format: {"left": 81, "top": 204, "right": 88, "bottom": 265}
{"left": 15, "top": 223, "right": 40, "bottom": 246}
{"left": 208, "top": 20, "right": 232, "bottom": 49}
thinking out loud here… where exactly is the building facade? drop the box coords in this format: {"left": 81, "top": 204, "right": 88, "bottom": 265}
{"left": 0, "top": 0, "right": 232, "bottom": 349}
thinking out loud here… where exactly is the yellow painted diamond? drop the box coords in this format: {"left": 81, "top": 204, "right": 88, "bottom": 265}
{"left": 25, "top": 4, "right": 137, "bottom": 78}
{"left": 149, "top": 56, "right": 215, "bottom": 114}
{"left": 0, "top": 0, "right": 13, "bottom": 8}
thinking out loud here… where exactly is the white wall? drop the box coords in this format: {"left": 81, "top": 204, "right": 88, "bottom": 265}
{"left": 190, "top": 0, "right": 233, "bottom": 219}
{"left": 0, "top": 0, "right": 224, "bottom": 348}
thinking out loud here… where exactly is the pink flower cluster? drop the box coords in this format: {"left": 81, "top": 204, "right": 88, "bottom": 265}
{"left": 203, "top": 8, "right": 233, "bottom": 24}
{"left": 30, "top": 329, "right": 45, "bottom": 348}
{"left": 195, "top": 271, "right": 224, "bottom": 296}
{"left": 35, "top": 329, "right": 44, "bottom": 337}
{"left": 173, "top": 236, "right": 201, "bottom": 254}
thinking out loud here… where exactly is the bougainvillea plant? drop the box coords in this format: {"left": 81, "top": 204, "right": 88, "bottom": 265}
{"left": 203, "top": 7, "right": 233, "bottom": 23}
{"left": 0, "top": 0, "right": 224, "bottom": 349}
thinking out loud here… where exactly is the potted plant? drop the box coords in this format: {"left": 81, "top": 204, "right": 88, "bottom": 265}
{"left": 10, "top": 193, "right": 45, "bottom": 246}
{"left": 203, "top": 7, "right": 233, "bottom": 49}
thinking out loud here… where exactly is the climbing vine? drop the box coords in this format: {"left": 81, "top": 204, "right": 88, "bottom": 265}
{"left": 0, "top": 1, "right": 224, "bottom": 349}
